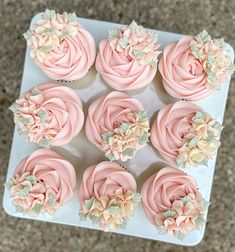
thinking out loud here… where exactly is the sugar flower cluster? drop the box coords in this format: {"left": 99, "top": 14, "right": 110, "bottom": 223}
{"left": 10, "top": 87, "right": 54, "bottom": 147}
{"left": 80, "top": 188, "right": 141, "bottom": 230}
{"left": 155, "top": 192, "right": 209, "bottom": 240}
{"left": 108, "top": 21, "right": 161, "bottom": 67}
{"left": 190, "top": 30, "right": 235, "bottom": 90}
{"left": 177, "top": 111, "right": 223, "bottom": 168}
{"left": 6, "top": 172, "right": 60, "bottom": 216}
{"left": 23, "top": 9, "right": 80, "bottom": 63}
{"left": 102, "top": 111, "right": 150, "bottom": 161}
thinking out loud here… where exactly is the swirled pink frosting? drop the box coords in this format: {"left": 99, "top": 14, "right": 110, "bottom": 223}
{"left": 78, "top": 161, "right": 137, "bottom": 202}
{"left": 151, "top": 101, "right": 202, "bottom": 166}
{"left": 159, "top": 36, "right": 212, "bottom": 100}
{"left": 85, "top": 91, "right": 144, "bottom": 149}
{"left": 141, "top": 167, "right": 207, "bottom": 238}
{"left": 96, "top": 39, "right": 157, "bottom": 90}
{"left": 6, "top": 149, "right": 76, "bottom": 216}
{"left": 24, "top": 10, "right": 96, "bottom": 81}
{"left": 10, "top": 83, "right": 84, "bottom": 147}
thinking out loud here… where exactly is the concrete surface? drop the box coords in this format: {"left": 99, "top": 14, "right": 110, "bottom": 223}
{"left": 0, "top": 0, "right": 235, "bottom": 251}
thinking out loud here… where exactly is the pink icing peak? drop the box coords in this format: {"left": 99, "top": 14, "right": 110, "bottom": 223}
{"left": 95, "top": 21, "right": 161, "bottom": 91}
{"left": 24, "top": 9, "right": 96, "bottom": 81}
{"left": 78, "top": 161, "right": 140, "bottom": 230}
{"left": 85, "top": 91, "right": 150, "bottom": 161}
{"left": 141, "top": 167, "right": 209, "bottom": 239}
{"left": 10, "top": 82, "right": 84, "bottom": 147}
{"left": 151, "top": 101, "right": 222, "bottom": 168}
{"left": 6, "top": 149, "right": 76, "bottom": 216}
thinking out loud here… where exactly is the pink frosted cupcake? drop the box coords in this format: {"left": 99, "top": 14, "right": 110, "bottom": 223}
{"left": 5, "top": 149, "right": 76, "bottom": 216}
{"left": 159, "top": 31, "right": 235, "bottom": 100}
{"left": 141, "top": 167, "right": 209, "bottom": 240}
{"left": 151, "top": 101, "right": 223, "bottom": 168}
{"left": 10, "top": 83, "right": 84, "bottom": 147}
{"left": 23, "top": 9, "right": 96, "bottom": 82}
{"left": 85, "top": 91, "right": 150, "bottom": 161}
{"left": 96, "top": 21, "right": 161, "bottom": 90}
{"left": 78, "top": 161, "right": 140, "bottom": 230}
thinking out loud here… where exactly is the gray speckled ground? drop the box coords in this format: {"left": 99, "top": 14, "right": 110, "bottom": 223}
{"left": 0, "top": 0, "right": 235, "bottom": 251}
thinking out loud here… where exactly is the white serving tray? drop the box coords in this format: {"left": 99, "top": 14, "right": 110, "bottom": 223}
{"left": 3, "top": 13, "right": 234, "bottom": 246}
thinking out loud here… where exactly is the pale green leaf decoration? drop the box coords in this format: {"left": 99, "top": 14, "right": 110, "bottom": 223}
{"left": 137, "top": 111, "right": 148, "bottom": 121}
{"left": 139, "top": 131, "right": 149, "bottom": 145}
{"left": 119, "top": 220, "right": 127, "bottom": 229}
{"left": 32, "top": 204, "right": 43, "bottom": 215}
{"left": 84, "top": 198, "right": 94, "bottom": 210}
{"left": 49, "top": 194, "right": 56, "bottom": 206}
{"left": 105, "top": 152, "right": 116, "bottom": 161}
{"left": 24, "top": 175, "right": 37, "bottom": 185}
{"left": 188, "top": 136, "right": 200, "bottom": 148}
{"left": 195, "top": 213, "right": 206, "bottom": 229}
{"left": 23, "top": 30, "right": 32, "bottom": 41}
{"left": 124, "top": 148, "right": 135, "bottom": 157}
{"left": 175, "top": 231, "right": 185, "bottom": 241}
{"left": 176, "top": 156, "right": 185, "bottom": 168}
{"left": 118, "top": 38, "right": 128, "bottom": 49}
{"left": 102, "top": 131, "right": 113, "bottom": 144}
{"left": 129, "top": 21, "right": 138, "bottom": 32}
{"left": 67, "top": 13, "right": 78, "bottom": 22}
{"left": 162, "top": 210, "right": 176, "bottom": 218}
{"left": 38, "top": 110, "right": 47, "bottom": 123}
{"left": 17, "top": 128, "right": 28, "bottom": 137}
{"left": 9, "top": 103, "right": 18, "bottom": 113}
{"left": 79, "top": 212, "right": 86, "bottom": 221}
{"left": 5, "top": 179, "right": 14, "bottom": 190}
{"left": 109, "top": 28, "right": 119, "bottom": 38}
{"left": 18, "top": 187, "right": 30, "bottom": 197}
{"left": 181, "top": 195, "right": 193, "bottom": 204}
{"left": 108, "top": 205, "right": 120, "bottom": 213}
{"left": 201, "top": 200, "right": 210, "bottom": 211}
{"left": 15, "top": 205, "right": 24, "bottom": 213}
{"left": 31, "top": 86, "right": 41, "bottom": 95}
{"left": 119, "top": 123, "right": 132, "bottom": 132}
{"left": 157, "top": 225, "right": 167, "bottom": 235}
{"left": 133, "top": 193, "right": 141, "bottom": 202}
{"left": 38, "top": 138, "right": 51, "bottom": 148}
{"left": 90, "top": 215, "right": 100, "bottom": 224}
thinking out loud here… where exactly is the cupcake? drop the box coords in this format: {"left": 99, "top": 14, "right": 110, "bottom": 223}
{"left": 141, "top": 167, "right": 209, "bottom": 240}
{"left": 5, "top": 149, "right": 76, "bottom": 216}
{"left": 23, "top": 9, "right": 96, "bottom": 82}
{"left": 85, "top": 91, "right": 150, "bottom": 161}
{"left": 159, "top": 30, "right": 235, "bottom": 100}
{"left": 78, "top": 161, "right": 140, "bottom": 230}
{"left": 151, "top": 101, "right": 223, "bottom": 168}
{"left": 96, "top": 21, "right": 161, "bottom": 91}
{"left": 10, "top": 82, "right": 84, "bottom": 147}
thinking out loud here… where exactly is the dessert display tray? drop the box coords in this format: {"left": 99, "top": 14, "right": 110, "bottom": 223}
{"left": 3, "top": 13, "right": 234, "bottom": 246}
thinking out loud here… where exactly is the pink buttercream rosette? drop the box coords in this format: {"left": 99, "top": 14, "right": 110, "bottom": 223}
{"left": 159, "top": 31, "right": 234, "bottom": 100}
{"left": 151, "top": 101, "right": 222, "bottom": 168}
{"left": 78, "top": 161, "right": 140, "bottom": 230}
{"left": 96, "top": 21, "right": 161, "bottom": 90}
{"left": 141, "top": 167, "right": 209, "bottom": 239}
{"left": 24, "top": 10, "right": 96, "bottom": 81}
{"left": 85, "top": 91, "right": 150, "bottom": 161}
{"left": 10, "top": 82, "right": 84, "bottom": 147}
{"left": 6, "top": 149, "right": 76, "bottom": 216}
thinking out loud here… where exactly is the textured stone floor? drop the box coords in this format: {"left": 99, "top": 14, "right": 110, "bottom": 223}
{"left": 0, "top": 0, "right": 235, "bottom": 251}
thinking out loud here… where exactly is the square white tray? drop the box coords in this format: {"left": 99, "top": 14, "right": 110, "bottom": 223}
{"left": 3, "top": 13, "right": 234, "bottom": 246}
